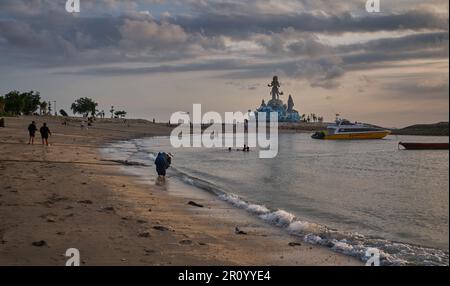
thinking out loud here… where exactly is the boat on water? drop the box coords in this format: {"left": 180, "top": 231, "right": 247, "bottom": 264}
{"left": 399, "top": 142, "right": 449, "bottom": 150}
{"left": 312, "top": 118, "right": 390, "bottom": 140}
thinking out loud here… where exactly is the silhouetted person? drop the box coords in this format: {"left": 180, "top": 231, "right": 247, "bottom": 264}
{"left": 155, "top": 152, "right": 173, "bottom": 181}
{"left": 28, "top": 121, "right": 38, "bottom": 145}
{"left": 40, "top": 123, "right": 51, "bottom": 146}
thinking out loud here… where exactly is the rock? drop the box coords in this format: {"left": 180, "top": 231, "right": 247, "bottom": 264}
{"left": 138, "top": 232, "right": 151, "bottom": 238}
{"left": 144, "top": 249, "right": 155, "bottom": 255}
{"left": 136, "top": 220, "right": 147, "bottom": 224}
{"left": 188, "top": 201, "right": 204, "bottom": 208}
{"left": 47, "top": 194, "right": 69, "bottom": 204}
{"left": 153, "top": 225, "right": 172, "bottom": 232}
{"left": 32, "top": 240, "right": 47, "bottom": 247}
{"left": 235, "top": 227, "right": 247, "bottom": 235}
{"left": 98, "top": 206, "right": 115, "bottom": 213}
{"left": 179, "top": 239, "right": 193, "bottom": 245}
{"left": 78, "top": 200, "right": 93, "bottom": 205}
{"left": 288, "top": 242, "right": 302, "bottom": 247}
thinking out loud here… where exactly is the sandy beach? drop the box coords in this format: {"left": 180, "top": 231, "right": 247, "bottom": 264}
{"left": 0, "top": 116, "right": 361, "bottom": 266}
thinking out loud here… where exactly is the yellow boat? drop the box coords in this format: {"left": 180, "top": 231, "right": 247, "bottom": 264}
{"left": 312, "top": 119, "right": 390, "bottom": 140}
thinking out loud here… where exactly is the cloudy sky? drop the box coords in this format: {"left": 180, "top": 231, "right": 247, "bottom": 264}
{"left": 0, "top": 0, "right": 448, "bottom": 127}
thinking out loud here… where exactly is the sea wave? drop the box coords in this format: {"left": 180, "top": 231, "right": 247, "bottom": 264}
{"left": 170, "top": 168, "right": 449, "bottom": 266}
{"left": 101, "top": 139, "right": 449, "bottom": 266}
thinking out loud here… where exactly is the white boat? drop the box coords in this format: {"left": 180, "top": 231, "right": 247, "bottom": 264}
{"left": 312, "top": 118, "right": 390, "bottom": 140}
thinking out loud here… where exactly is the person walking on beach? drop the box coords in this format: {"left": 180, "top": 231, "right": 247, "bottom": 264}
{"left": 39, "top": 123, "right": 52, "bottom": 146}
{"left": 28, "top": 121, "right": 38, "bottom": 145}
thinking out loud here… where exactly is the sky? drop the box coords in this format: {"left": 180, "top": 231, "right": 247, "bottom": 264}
{"left": 0, "top": 0, "right": 448, "bottom": 127}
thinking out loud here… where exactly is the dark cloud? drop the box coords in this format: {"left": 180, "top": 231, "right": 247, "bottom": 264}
{"left": 0, "top": 0, "right": 448, "bottom": 90}
{"left": 174, "top": 10, "right": 448, "bottom": 37}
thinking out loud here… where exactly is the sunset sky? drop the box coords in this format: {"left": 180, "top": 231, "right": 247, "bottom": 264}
{"left": 0, "top": 0, "right": 448, "bottom": 127}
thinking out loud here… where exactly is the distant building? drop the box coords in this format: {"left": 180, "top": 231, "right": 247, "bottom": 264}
{"left": 256, "top": 76, "right": 301, "bottom": 122}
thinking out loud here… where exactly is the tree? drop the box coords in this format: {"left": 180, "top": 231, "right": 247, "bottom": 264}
{"left": 0, "top": 96, "right": 5, "bottom": 113}
{"left": 71, "top": 97, "right": 98, "bottom": 117}
{"left": 114, "top": 110, "right": 127, "bottom": 118}
{"left": 4, "top": 91, "right": 23, "bottom": 115}
{"left": 39, "top": 101, "right": 48, "bottom": 115}
{"left": 21, "top": 91, "right": 41, "bottom": 115}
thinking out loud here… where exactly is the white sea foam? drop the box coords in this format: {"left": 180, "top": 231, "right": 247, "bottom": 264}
{"left": 100, "top": 138, "right": 450, "bottom": 266}
{"left": 219, "top": 193, "right": 270, "bottom": 215}
{"left": 331, "top": 240, "right": 354, "bottom": 253}
{"left": 260, "top": 210, "right": 295, "bottom": 227}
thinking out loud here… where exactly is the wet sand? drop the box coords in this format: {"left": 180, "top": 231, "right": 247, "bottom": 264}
{"left": 0, "top": 116, "right": 361, "bottom": 266}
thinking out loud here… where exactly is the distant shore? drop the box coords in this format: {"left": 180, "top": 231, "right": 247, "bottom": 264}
{"left": 279, "top": 121, "right": 449, "bottom": 137}
{"left": 2, "top": 115, "right": 448, "bottom": 136}
{"left": 390, "top": 122, "right": 449, "bottom": 137}
{"left": 0, "top": 116, "right": 360, "bottom": 266}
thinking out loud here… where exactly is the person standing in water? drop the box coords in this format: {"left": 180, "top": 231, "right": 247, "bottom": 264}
{"left": 28, "top": 121, "right": 38, "bottom": 145}
{"left": 155, "top": 152, "right": 173, "bottom": 181}
{"left": 40, "top": 123, "right": 52, "bottom": 146}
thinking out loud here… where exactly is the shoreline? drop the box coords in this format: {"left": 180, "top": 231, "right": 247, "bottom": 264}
{"left": 107, "top": 135, "right": 449, "bottom": 266}
{"left": 0, "top": 116, "right": 361, "bottom": 266}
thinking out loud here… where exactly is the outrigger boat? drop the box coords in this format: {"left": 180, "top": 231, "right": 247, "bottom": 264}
{"left": 312, "top": 118, "right": 390, "bottom": 140}
{"left": 399, "top": 142, "right": 449, "bottom": 150}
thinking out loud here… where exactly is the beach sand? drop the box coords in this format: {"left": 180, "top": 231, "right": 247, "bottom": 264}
{"left": 0, "top": 116, "right": 361, "bottom": 266}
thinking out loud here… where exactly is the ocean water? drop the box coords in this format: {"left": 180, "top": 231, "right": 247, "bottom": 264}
{"left": 101, "top": 133, "right": 449, "bottom": 266}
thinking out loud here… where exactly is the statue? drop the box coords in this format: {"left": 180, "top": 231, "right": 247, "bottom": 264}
{"left": 287, "top": 95, "right": 294, "bottom": 112}
{"left": 268, "top": 76, "right": 283, "bottom": 101}
{"left": 255, "top": 76, "right": 301, "bottom": 123}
